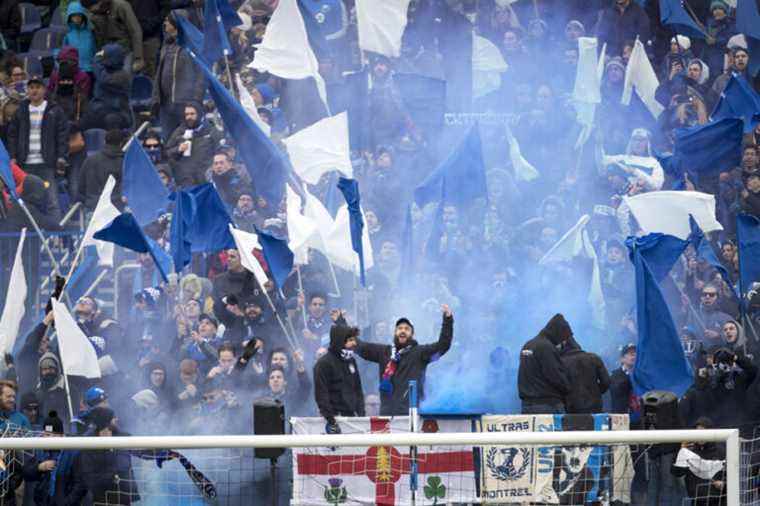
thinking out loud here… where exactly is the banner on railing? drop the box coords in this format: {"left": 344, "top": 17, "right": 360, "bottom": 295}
{"left": 291, "top": 414, "right": 632, "bottom": 506}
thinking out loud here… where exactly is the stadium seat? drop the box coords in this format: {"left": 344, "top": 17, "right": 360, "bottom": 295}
{"left": 84, "top": 128, "right": 106, "bottom": 156}
{"left": 29, "top": 28, "right": 65, "bottom": 55}
{"left": 15, "top": 53, "right": 43, "bottom": 78}
{"left": 50, "top": 5, "right": 66, "bottom": 28}
{"left": 130, "top": 75, "right": 154, "bottom": 120}
{"left": 19, "top": 3, "right": 42, "bottom": 34}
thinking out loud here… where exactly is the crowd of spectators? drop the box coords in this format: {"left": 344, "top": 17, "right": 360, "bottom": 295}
{"left": 0, "top": 0, "right": 759, "bottom": 504}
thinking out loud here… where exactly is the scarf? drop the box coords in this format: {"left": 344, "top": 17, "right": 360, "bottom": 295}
{"left": 674, "top": 447, "right": 724, "bottom": 480}
{"left": 379, "top": 346, "right": 411, "bottom": 393}
{"left": 340, "top": 349, "right": 354, "bottom": 361}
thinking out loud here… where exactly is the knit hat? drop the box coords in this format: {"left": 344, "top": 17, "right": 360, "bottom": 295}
{"left": 255, "top": 83, "right": 276, "bottom": 105}
{"left": 39, "top": 355, "right": 59, "bottom": 372}
{"left": 20, "top": 392, "right": 39, "bottom": 410}
{"left": 671, "top": 35, "right": 691, "bottom": 51}
{"left": 135, "top": 287, "right": 162, "bottom": 309}
{"left": 710, "top": 0, "right": 729, "bottom": 12}
{"left": 198, "top": 313, "right": 218, "bottom": 328}
{"left": 43, "top": 411, "right": 64, "bottom": 434}
{"left": 605, "top": 57, "right": 625, "bottom": 73}
{"left": 565, "top": 20, "right": 585, "bottom": 35}
{"left": 88, "top": 406, "right": 115, "bottom": 433}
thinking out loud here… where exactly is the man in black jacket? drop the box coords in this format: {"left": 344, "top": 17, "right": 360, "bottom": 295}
{"left": 560, "top": 337, "right": 610, "bottom": 414}
{"left": 165, "top": 101, "right": 221, "bottom": 189}
{"left": 77, "top": 129, "right": 125, "bottom": 211}
{"left": 6, "top": 76, "right": 69, "bottom": 222}
{"left": 356, "top": 305, "right": 453, "bottom": 416}
{"left": 518, "top": 313, "right": 573, "bottom": 414}
{"left": 314, "top": 323, "right": 364, "bottom": 433}
{"left": 609, "top": 343, "right": 641, "bottom": 424}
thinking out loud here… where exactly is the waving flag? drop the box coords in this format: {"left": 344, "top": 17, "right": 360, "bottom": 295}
{"left": 249, "top": 0, "right": 326, "bottom": 105}
{"left": 337, "top": 178, "right": 367, "bottom": 285}
{"left": 622, "top": 39, "right": 663, "bottom": 118}
{"left": 738, "top": 214, "right": 760, "bottom": 303}
{"left": 81, "top": 175, "right": 120, "bottom": 266}
{"left": 674, "top": 118, "right": 744, "bottom": 177}
{"left": 355, "top": 0, "right": 411, "bottom": 58}
{"left": 0, "top": 229, "right": 26, "bottom": 354}
{"left": 711, "top": 74, "right": 760, "bottom": 133}
{"left": 689, "top": 215, "right": 734, "bottom": 291}
{"left": 229, "top": 225, "right": 269, "bottom": 288}
{"left": 255, "top": 227, "right": 294, "bottom": 290}
{"left": 0, "top": 140, "right": 17, "bottom": 199}
{"left": 660, "top": 0, "right": 706, "bottom": 39}
{"left": 94, "top": 213, "right": 170, "bottom": 282}
{"left": 472, "top": 35, "right": 508, "bottom": 98}
{"left": 283, "top": 113, "right": 353, "bottom": 185}
{"left": 123, "top": 140, "right": 169, "bottom": 226}
{"left": 626, "top": 234, "right": 692, "bottom": 396}
{"left": 202, "top": 0, "right": 234, "bottom": 63}
{"left": 623, "top": 191, "right": 723, "bottom": 240}
{"left": 52, "top": 298, "right": 101, "bottom": 379}
{"left": 573, "top": 37, "right": 604, "bottom": 147}
{"left": 737, "top": 0, "right": 760, "bottom": 77}
{"left": 236, "top": 74, "right": 271, "bottom": 137}
{"left": 175, "top": 15, "right": 205, "bottom": 61}
{"left": 506, "top": 128, "right": 539, "bottom": 182}
{"left": 285, "top": 185, "right": 317, "bottom": 264}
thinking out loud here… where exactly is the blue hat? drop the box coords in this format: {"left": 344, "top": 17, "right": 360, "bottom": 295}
{"left": 85, "top": 386, "right": 107, "bottom": 408}
{"left": 255, "top": 83, "right": 276, "bottom": 105}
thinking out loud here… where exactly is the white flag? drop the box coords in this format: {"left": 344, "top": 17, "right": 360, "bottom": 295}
{"left": 622, "top": 39, "right": 664, "bottom": 118}
{"left": 249, "top": 0, "right": 327, "bottom": 105}
{"left": 283, "top": 113, "right": 353, "bottom": 185}
{"left": 0, "top": 228, "right": 27, "bottom": 354}
{"left": 473, "top": 35, "right": 508, "bottom": 99}
{"left": 623, "top": 191, "right": 723, "bottom": 240}
{"left": 302, "top": 187, "right": 335, "bottom": 255}
{"left": 355, "top": 0, "right": 411, "bottom": 58}
{"left": 573, "top": 37, "right": 602, "bottom": 104}
{"left": 52, "top": 298, "right": 101, "bottom": 379}
{"left": 236, "top": 74, "right": 271, "bottom": 137}
{"left": 506, "top": 129, "right": 539, "bottom": 182}
{"left": 228, "top": 225, "right": 269, "bottom": 288}
{"left": 325, "top": 204, "right": 374, "bottom": 273}
{"left": 81, "top": 175, "right": 120, "bottom": 267}
{"left": 540, "top": 215, "right": 605, "bottom": 329}
{"left": 286, "top": 185, "right": 318, "bottom": 265}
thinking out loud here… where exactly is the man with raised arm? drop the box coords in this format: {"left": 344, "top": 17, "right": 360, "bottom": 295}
{"left": 356, "top": 305, "right": 454, "bottom": 416}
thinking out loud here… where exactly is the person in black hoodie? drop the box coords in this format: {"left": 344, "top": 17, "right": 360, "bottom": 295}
{"left": 518, "top": 313, "right": 573, "bottom": 414}
{"left": 313, "top": 320, "right": 364, "bottom": 434}
{"left": 560, "top": 337, "right": 610, "bottom": 414}
{"left": 81, "top": 43, "right": 133, "bottom": 130}
{"left": 356, "top": 305, "right": 453, "bottom": 416}
{"left": 77, "top": 129, "right": 126, "bottom": 211}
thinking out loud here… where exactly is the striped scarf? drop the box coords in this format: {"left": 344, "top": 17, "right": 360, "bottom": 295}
{"left": 379, "top": 346, "right": 411, "bottom": 393}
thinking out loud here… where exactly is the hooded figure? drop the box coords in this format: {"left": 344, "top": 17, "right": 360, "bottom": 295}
{"left": 165, "top": 100, "right": 222, "bottom": 188}
{"left": 560, "top": 337, "right": 611, "bottom": 414}
{"left": 355, "top": 307, "right": 454, "bottom": 415}
{"left": 82, "top": 43, "right": 133, "bottom": 130}
{"left": 34, "top": 352, "right": 72, "bottom": 427}
{"left": 61, "top": 2, "right": 96, "bottom": 73}
{"left": 49, "top": 46, "right": 93, "bottom": 98}
{"left": 517, "top": 314, "right": 573, "bottom": 414}
{"left": 313, "top": 322, "right": 364, "bottom": 427}
{"left": 600, "top": 128, "right": 664, "bottom": 192}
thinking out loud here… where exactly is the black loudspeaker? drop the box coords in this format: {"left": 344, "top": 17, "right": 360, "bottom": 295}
{"left": 253, "top": 399, "right": 285, "bottom": 460}
{"left": 642, "top": 390, "right": 681, "bottom": 430}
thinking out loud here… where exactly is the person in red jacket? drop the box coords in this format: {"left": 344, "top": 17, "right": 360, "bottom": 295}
{"left": 1, "top": 160, "right": 26, "bottom": 212}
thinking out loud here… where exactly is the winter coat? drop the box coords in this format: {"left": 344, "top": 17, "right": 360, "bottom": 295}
{"left": 517, "top": 314, "right": 573, "bottom": 406}
{"left": 560, "top": 341, "right": 610, "bottom": 414}
{"left": 61, "top": 2, "right": 96, "bottom": 73}
{"left": 33, "top": 353, "right": 72, "bottom": 427}
{"left": 6, "top": 100, "right": 69, "bottom": 167}
{"left": 742, "top": 190, "right": 760, "bottom": 218}
{"left": 671, "top": 443, "right": 726, "bottom": 506}
{"left": 0, "top": 410, "right": 31, "bottom": 431}
{"left": 0, "top": 0, "right": 22, "bottom": 41}
{"left": 89, "top": 0, "right": 144, "bottom": 61}
{"left": 49, "top": 46, "right": 93, "bottom": 97}
{"left": 594, "top": 2, "right": 651, "bottom": 58}
{"left": 356, "top": 314, "right": 453, "bottom": 416}
{"left": 22, "top": 449, "right": 87, "bottom": 506}
{"left": 211, "top": 167, "right": 253, "bottom": 209}
{"left": 77, "top": 144, "right": 124, "bottom": 210}
{"left": 702, "top": 16, "right": 736, "bottom": 77}
{"left": 609, "top": 367, "right": 639, "bottom": 421}
{"left": 212, "top": 270, "right": 258, "bottom": 313}
{"left": 0, "top": 175, "right": 62, "bottom": 231}
{"left": 84, "top": 44, "right": 133, "bottom": 130}
{"left": 15, "top": 322, "right": 47, "bottom": 394}
{"left": 165, "top": 120, "right": 222, "bottom": 189}
{"left": 313, "top": 326, "right": 365, "bottom": 421}
{"left": 127, "top": 0, "right": 164, "bottom": 38}
{"left": 80, "top": 446, "right": 139, "bottom": 505}
{"left": 153, "top": 41, "right": 206, "bottom": 107}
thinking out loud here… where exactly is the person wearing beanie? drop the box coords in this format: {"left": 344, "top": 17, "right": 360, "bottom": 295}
{"left": 702, "top": 0, "right": 737, "bottom": 83}
{"left": 313, "top": 317, "right": 364, "bottom": 433}
{"left": 165, "top": 100, "right": 222, "bottom": 189}
{"left": 81, "top": 42, "right": 134, "bottom": 130}
{"left": 253, "top": 83, "right": 277, "bottom": 107}
{"left": 34, "top": 353, "right": 78, "bottom": 428}
{"left": 153, "top": 12, "right": 208, "bottom": 140}
{"left": 22, "top": 411, "right": 89, "bottom": 506}
{"left": 517, "top": 314, "right": 573, "bottom": 414}
{"left": 354, "top": 305, "right": 454, "bottom": 416}
{"left": 76, "top": 128, "right": 126, "bottom": 211}
{"left": 20, "top": 391, "right": 42, "bottom": 429}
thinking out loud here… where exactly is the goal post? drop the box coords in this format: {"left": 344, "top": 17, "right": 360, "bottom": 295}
{"left": 0, "top": 428, "right": 742, "bottom": 504}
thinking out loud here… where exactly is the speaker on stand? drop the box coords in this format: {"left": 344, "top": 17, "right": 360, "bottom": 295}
{"left": 254, "top": 399, "right": 286, "bottom": 506}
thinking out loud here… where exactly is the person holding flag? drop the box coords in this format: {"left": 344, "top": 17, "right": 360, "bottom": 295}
{"left": 354, "top": 305, "right": 453, "bottom": 416}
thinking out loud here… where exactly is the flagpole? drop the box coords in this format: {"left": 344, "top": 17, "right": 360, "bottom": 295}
{"left": 14, "top": 197, "right": 61, "bottom": 276}
{"left": 254, "top": 276, "right": 300, "bottom": 352}
{"left": 122, "top": 121, "right": 150, "bottom": 153}
{"left": 296, "top": 265, "right": 308, "bottom": 328}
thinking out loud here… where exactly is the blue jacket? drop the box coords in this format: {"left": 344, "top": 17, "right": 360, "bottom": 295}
{"left": 62, "top": 2, "right": 96, "bottom": 73}
{"left": 0, "top": 410, "right": 31, "bottom": 432}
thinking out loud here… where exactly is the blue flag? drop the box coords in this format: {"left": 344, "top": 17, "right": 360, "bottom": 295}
{"left": 169, "top": 184, "right": 235, "bottom": 271}
{"left": 175, "top": 15, "right": 205, "bottom": 62}
{"left": 216, "top": 0, "right": 242, "bottom": 30}
{"left": 337, "top": 177, "right": 366, "bottom": 286}
{"left": 203, "top": 0, "right": 234, "bottom": 63}
{"left": 659, "top": 0, "right": 706, "bottom": 39}
{"left": 737, "top": 214, "right": 760, "bottom": 303}
{"left": 398, "top": 203, "right": 414, "bottom": 286}
{"left": 737, "top": 0, "right": 760, "bottom": 39}
{"left": 179, "top": 47, "right": 287, "bottom": 209}
{"left": 93, "top": 213, "right": 170, "bottom": 282}
{"left": 711, "top": 74, "right": 760, "bottom": 133}
{"left": 414, "top": 124, "right": 487, "bottom": 208}
{"left": 626, "top": 234, "right": 693, "bottom": 396}
{"left": 689, "top": 215, "right": 735, "bottom": 293}
{"left": 123, "top": 141, "right": 169, "bottom": 226}
{"left": 255, "top": 227, "right": 294, "bottom": 291}
{"left": 673, "top": 118, "right": 743, "bottom": 179}
{"left": 0, "top": 140, "right": 17, "bottom": 200}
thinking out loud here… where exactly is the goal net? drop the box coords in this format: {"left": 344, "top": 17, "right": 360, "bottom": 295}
{"left": 0, "top": 416, "right": 743, "bottom": 506}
